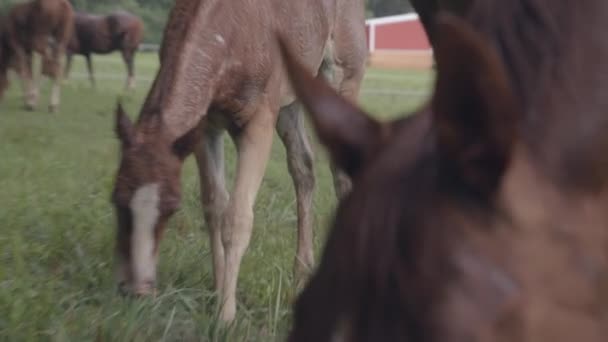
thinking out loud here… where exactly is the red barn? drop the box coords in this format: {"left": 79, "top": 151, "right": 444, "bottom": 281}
{"left": 365, "top": 13, "right": 433, "bottom": 69}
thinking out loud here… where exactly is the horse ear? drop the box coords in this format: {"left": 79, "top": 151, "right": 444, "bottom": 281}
{"left": 278, "top": 37, "right": 382, "bottom": 177}
{"left": 431, "top": 14, "right": 520, "bottom": 197}
{"left": 115, "top": 101, "right": 135, "bottom": 148}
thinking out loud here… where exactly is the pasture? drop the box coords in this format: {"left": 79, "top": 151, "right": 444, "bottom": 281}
{"left": 0, "top": 53, "right": 432, "bottom": 341}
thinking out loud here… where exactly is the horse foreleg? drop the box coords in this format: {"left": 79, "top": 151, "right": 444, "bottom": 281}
{"left": 122, "top": 49, "right": 136, "bottom": 90}
{"left": 219, "top": 106, "right": 275, "bottom": 322}
{"left": 49, "top": 51, "right": 65, "bottom": 113}
{"left": 85, "top": 54, "right": 96, "bottom": 88}
{"left": 18, "top": 53, "right": 38, "bottom": 111}
{"left": 277, "top": 102, "right": 316, "bottom": 288}
{"left": 194, "top": 125, "right": 229, "bottom": 292}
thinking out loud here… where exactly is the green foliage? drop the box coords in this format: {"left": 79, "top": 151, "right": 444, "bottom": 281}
{"left": 366, "top": 0, "right": 414, "bottom": 17}
{"left": 0, "top": 0, "right": 171, "bottom": 43}
{"left": 1, "top": 1, "right": 416, "bottom": 42}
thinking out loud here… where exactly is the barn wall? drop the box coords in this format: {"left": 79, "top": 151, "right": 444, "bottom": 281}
{"left": 373, "top": 20, "right": 430, "bottom": 51}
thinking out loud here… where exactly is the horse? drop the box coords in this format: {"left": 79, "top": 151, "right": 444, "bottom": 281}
{"left": 66, "top": 11, "right": 144, "bottom": 89}
{"left": 110, "top": 0, "right": 367, "bottom": 322}
{"left": 0, "top": 0, "right": 74, "bottom": 112}
{"left": 283, "top": 0, "right": 608, "bottom": 340}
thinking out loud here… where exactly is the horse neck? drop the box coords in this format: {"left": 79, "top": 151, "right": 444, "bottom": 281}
{"left": 469, "top": 0, "right": 608, "bottom": 190}
{"left": 139, "top": 0, "right": 226, "bottom": 141}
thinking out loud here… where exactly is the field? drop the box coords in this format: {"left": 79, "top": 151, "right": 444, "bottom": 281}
{"left": 0, "top": 53, "right": 433, "bottom": 341}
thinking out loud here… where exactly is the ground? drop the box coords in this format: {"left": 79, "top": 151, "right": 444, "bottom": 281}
{"left": 0, "top": 53, "right": 432, "bottom": 341}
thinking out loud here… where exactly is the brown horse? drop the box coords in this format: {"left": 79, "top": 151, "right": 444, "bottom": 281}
{"left": 110, "top": 0, "right": 366, "bottom": 322}
{"left": 284, "top": 0, "right": 608, "bottom": 341}
{"left": 0, "top": 0, "right": 73, "bottom": 112}
{"left": 66, "top": 11, "right": 144, "bottom": 89}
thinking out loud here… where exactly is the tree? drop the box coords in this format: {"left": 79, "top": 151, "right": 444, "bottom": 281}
{"left": 366, "top": 0, "right": 414, "bottom": 17}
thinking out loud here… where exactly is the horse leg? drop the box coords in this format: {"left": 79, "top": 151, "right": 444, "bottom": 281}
{"left": 64, "top": 53, "right": 73, "bottom": 79}
{"left": 219, "top": 105, "right": 275, "bottom": 322}
{"left": 85, "top": 54, "right": 96, "bottom": 88}
{"left": 49, "top": 49, "right": 65, "bottom": 113}
{"left": 194, "top": 124, "right": 229, "bottom": 292}
{"left": 18, "top": 53, "right": 38, "bottom": 111}
{"left": 318, "top": 58, "right": 352, "bottom": 200}
{"left": 276, "top": 102, "right": 316, "bottom": 287}
{"left": 122, "top": 49, "right": 135, "bottom": 90}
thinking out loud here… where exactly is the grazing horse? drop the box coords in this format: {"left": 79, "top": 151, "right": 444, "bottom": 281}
{"left": 66, "top": 11, "right": 144, "bottom": 89}
{"left": 284, "top": 0, "right": 608, "bottom": 341}
{"left": 0, "top": 0, "right": 73, "bottom": 112}
{"left": 110, "top": 0, "right": 366, "bottom": 322}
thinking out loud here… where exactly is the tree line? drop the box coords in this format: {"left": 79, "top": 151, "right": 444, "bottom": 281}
{"left": 1, "top": 0, "right": 414, "bottom": 44}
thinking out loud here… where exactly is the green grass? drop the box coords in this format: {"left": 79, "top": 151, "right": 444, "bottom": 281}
{"left": 0, "top": 52, "right": 433, "bottom": 341}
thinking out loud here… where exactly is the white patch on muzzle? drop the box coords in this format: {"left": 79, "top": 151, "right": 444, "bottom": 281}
{"left": 130, "top": 183, "right": 160, "bottom": 293}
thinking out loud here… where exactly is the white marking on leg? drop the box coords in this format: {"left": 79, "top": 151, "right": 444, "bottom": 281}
{"left": 127, "top": 75, "right": 136, "bottom": 90}
{"left": 130, "top": 183, "right": 160, "bottom": 294}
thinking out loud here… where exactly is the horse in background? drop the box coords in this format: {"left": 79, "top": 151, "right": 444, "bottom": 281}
{"left": 0, "top": 0, "right": 73, "bottom": 112}
{"left": 283, "top": 0, "right": 608, "bottom": 340}
{"left": 66, "top": 11, "right": 143, "bottom": 90}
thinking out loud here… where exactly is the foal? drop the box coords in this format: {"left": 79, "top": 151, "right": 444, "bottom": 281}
{"left": 284, "top": 1, "right": 608, "bottom": 341}
{"left": 66, "top": 11, "right": 144, "bottom": 89}
{"left": 111, "top": 0, "right": 366, "bottom": 322}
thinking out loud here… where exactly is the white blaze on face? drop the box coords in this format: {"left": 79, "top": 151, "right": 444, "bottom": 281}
{"left": 130, "top": 183, "right": 160, "bottom": 292}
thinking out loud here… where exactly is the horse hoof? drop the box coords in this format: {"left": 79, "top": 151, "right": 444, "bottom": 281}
{"left": 24, "top": 104, "right": 36, "bottom": 111}
{"left": 49, "top": 105, "right": 58, "bottom": 113}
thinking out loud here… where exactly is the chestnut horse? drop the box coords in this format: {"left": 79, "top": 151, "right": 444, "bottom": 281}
{"left": 0, "top": 0, "right": 73, "bottom": 112}
{"left": 66, "top": 11, "right": 144, "bottom": 89}
{"left": 111, "top": 0, "right": 366, "bottom": 322}
{"left": 284, "top": 0, "right": 608, "bottom": 341}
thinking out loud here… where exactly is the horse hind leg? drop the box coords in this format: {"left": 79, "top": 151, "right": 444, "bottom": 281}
{"left": 122, "top": 49, "right": 136, "bottom": 90}
{"left": 321, "top": 28, "right": 366, "bottom": 200}
{"left": 277, "top": 102, "right": 316, "bottom": 288}
{"left": 318, "top": 52, "right": 352, "bottom": 200}
{"left": 194, "top": 125, "right": 229, "bottom": 293}
{"left": 85, "top": 54, "right": 96, "bottom": 88}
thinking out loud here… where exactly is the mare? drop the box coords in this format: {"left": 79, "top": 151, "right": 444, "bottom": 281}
{"left": 110, "top": 0, "right": 367, "bottom": 322}
{"left": 284, "top": 0, "right": 608, "bottom": 341}
{"left": 0, "top": 0, "right": 73, "bottom": 112}
{"left": 66, "top": 11, "right": 144, "bottom": 89}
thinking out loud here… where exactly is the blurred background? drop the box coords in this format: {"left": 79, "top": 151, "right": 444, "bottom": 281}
{"left": 0, "top": 0, "right": 415, "bottom": 45}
